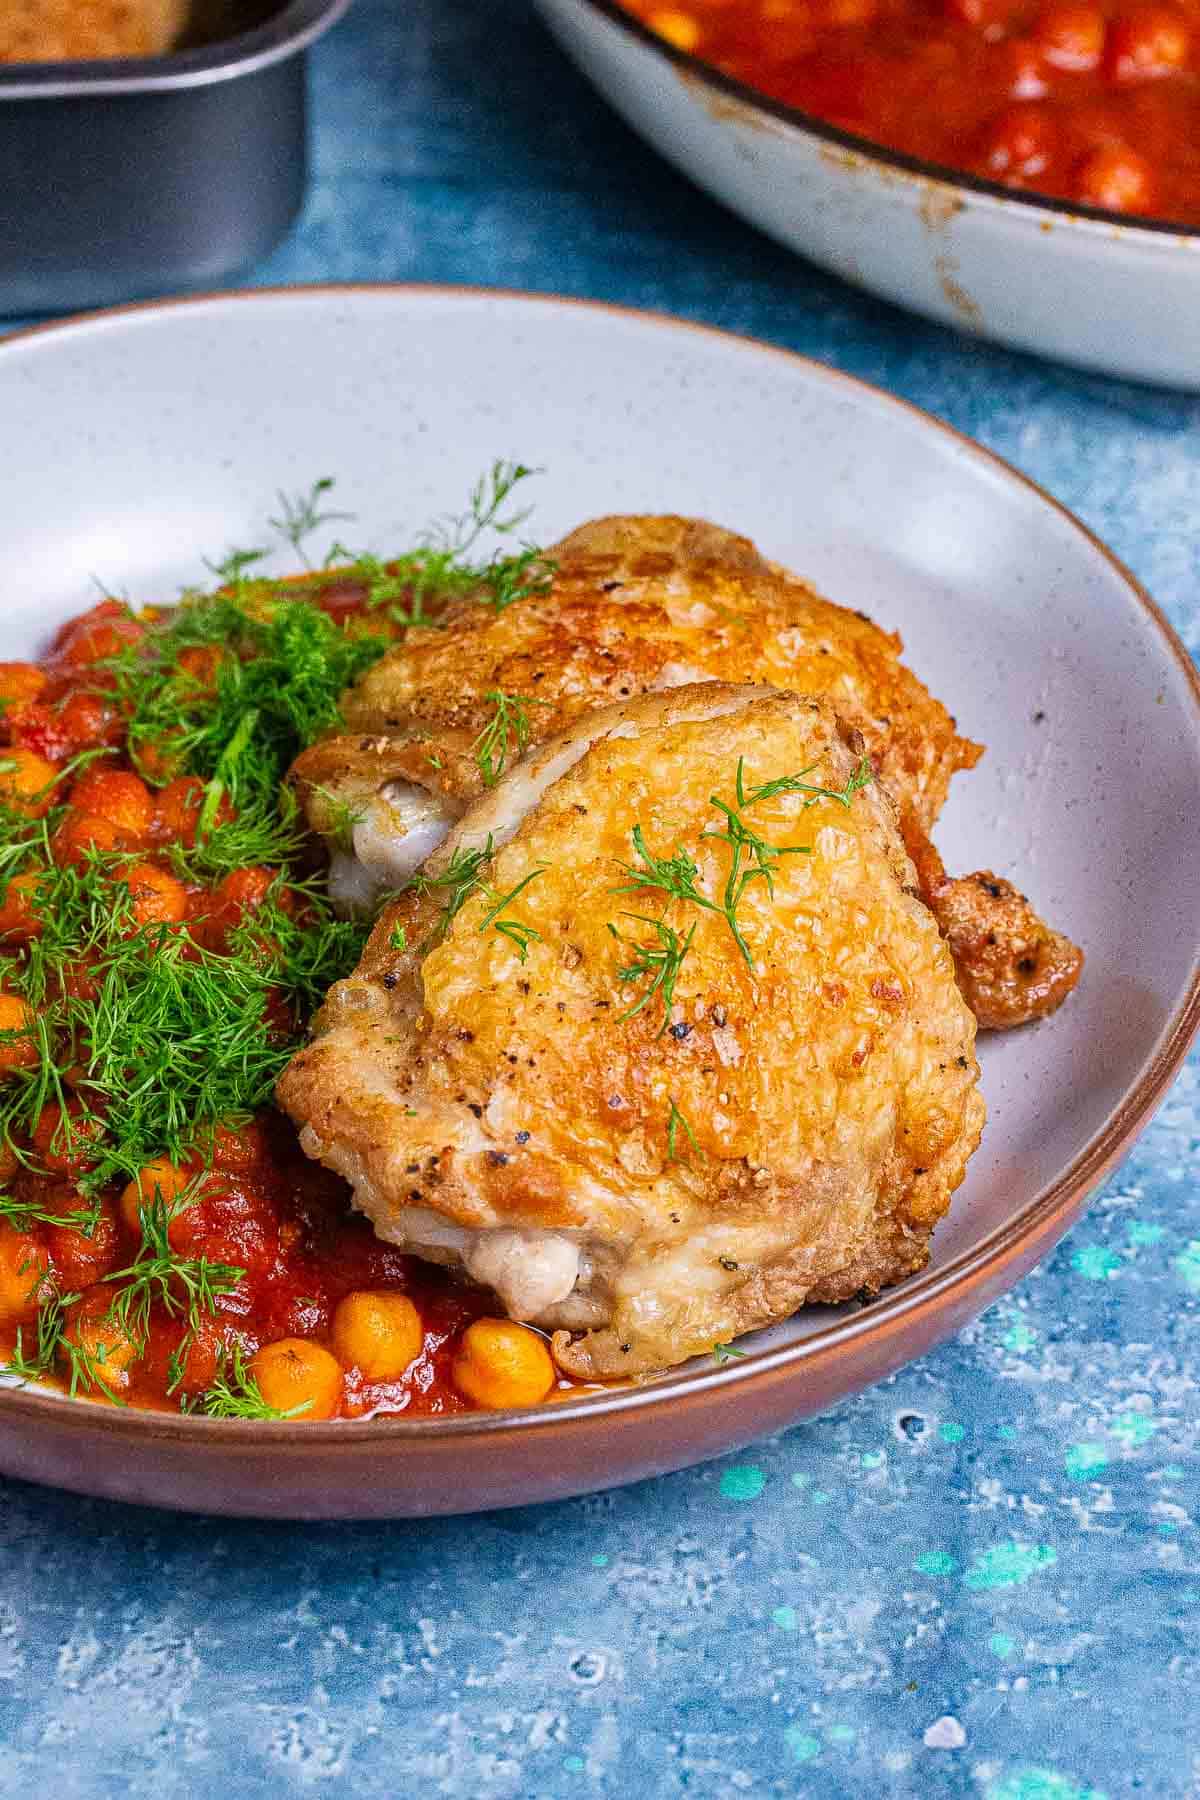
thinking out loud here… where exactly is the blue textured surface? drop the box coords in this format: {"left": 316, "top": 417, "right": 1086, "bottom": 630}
{"left": 2, "top": 2, "right": 1200, "bottom": 1795}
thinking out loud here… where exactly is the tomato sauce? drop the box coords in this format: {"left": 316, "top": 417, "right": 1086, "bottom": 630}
{"left": 623, "top": 0, "right": 1200, "bottom": 223}
{"left": 0, "top": 590, "right": 576, "bottom": 1421}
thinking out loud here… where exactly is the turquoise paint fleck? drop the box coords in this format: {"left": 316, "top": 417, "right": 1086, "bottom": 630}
{"left": 784, "top": 1728, "right": 821, "bottom": 1764}
{"left": 997, "top": 1425, "right": 1017, "bottom": 1440}
{"left": 772, "top": 1605, "right": 798, "bottom": 1631}
{"left": 1071, "top": 1246, "right": 1123, "bottom": 1281}
{"left": 1110, "top": 1411, "right": 1157, "bottom": 1447}
{"left": 791, "top": 1472, "right": 810, "bottom": 1489}
{"left": 1126, "top": 1220, "right": 1165, "bottom": 1247}
{"left": 591, "top": 1553, "right": 609, "bottom": 1567}
{"left": 811, "top": 1489, "right": 831, "bottom": 1504}
{"left": 915, "top": 1551, "right": 958, "bottom": 1575}
{"left": 1002, "top": 1322, "right": 1037, "bottom": 1352}
{"left": 719, "top": 1465, "right": 765, "bottom": 1501}
{"left": 827, "top": 1724, "right": 856, "bottom": 1744}
{"left": 563, "top": 1755, "right": 586, "bottom": 1774}
{"left": 939, "top": 1422, "right": 966, "bottom": 1443}
{"left": 988, "top": 1631, "right": 1017, "bottom": 1658}
{"left": 1173, "top": 1241, "right": 1200, "bottom": 1290}
{"left": 964, "top": 1543, "right": 1057, "bottom": 1590}
{"left": 861, "top": 1451, "right": 884, "bottom": 1468}
{"left": 988, "top": 1768, "right": 1108, "bottom": 1800}
{"left": 1064, "top": 1443, "right": 1109, "bottom": 1481}
{"left": 1157, "top": 1521, "right": 1179, "bottom": 1536}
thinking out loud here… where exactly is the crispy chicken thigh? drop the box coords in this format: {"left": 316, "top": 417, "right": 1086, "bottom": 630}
{"left": 290, "top": 516, "right": 1081, "bottom": 1029}
{"left": 278, "top": 685, "right": 985, "bottom": 1377}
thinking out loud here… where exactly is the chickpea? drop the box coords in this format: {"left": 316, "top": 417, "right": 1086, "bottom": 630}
{"left": 55, "top": 690, "right": 122, "bottom": 757}
{"left": 54, "top": 601, "right": 144, "bottom": 668}
{"left": 981, "top": 102, "right": 1057, "bottom": 179}
{"left": 119, "top": 1157, "right": 193, "bottom": 1237}
{"left": 135, "top": 734, "right": 185, "bottom": 784}
{"left": 0, "top": 993, "right": 37, "bottom": 1074}
{"left": 0, "top": 1221, "right": 51, "bottom": 1324}
{"left": 175, "top": 645, "right": 224, "bottom": 691}
{"left": 1075, "top": 143, "right": 1155, "bottom": 211}
{"left": 196, "top": 866, "right": 287, "bottom": 951}
{"left": 121, "top": 862, "right": 189, "bottom": 929}
{"left": 332, "top": 1290, "right": 423, "bottom": 1380}
{"left": 209, "top": 1119, "right": 269, "bottom": 1175}
{"left": 1106, "top": 4, "right": 1190, "bottom": 78}
{"left": 0, "top": 662, "right": 48, "bottom": 714}
{"left": 944, "top": 0, "right": 1023, "bottom": 26}
{"left": 0, "top": 747, "right": 59, "bottom": 818}
{"left": 153, "top": 774, "right": 231, "bottom": 847}
{"left": 249, "top": 1338, "right": 343, "bottom": 1420}
{"left": 649, "top": 8, "right": 702, "bottom": 50}
{"left": 451, "top": 1318, "right": 556, "bottom": 1410}
{"left": 61, "top": 1294, "right": 139, "bottom": 1396}
{"left": 45, "top": 1197, "right": 120, "bottom": 1290}
{"left": 67, "top": 767, "right": 154, "bottom": 840}
{"left": 52, "top": 811, "right": 127, "bottom": 867}
{"left": 0, "top": 872, "right": 43, "bottom": 943}
{"left": 31, "top": 1099, "right": 104, "bottom": 1176}
{"left": 1035, "top": 1, "right": 1105, "bottom": 68}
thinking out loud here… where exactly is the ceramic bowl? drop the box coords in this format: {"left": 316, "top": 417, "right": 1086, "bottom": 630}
{"left": 534, "top": 0, "right": 1200, "bottom": 390}
{"left": 0, "top": 285, "right": 1197, "bottom": 1517}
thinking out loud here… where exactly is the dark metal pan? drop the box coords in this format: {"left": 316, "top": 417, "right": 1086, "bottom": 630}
{"left": 0, "top": 0, "right": 351, "bottom": 315}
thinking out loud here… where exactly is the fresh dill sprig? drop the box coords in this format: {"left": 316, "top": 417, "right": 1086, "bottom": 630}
{"left": 194, "top": 1343, "right": 312, "bottom": 1420}
{"left": 98, "top": 592, "right": 387, "bottom": 810}
{"left": 702, "top": 796, "right": 810, "bottom": 969}
{"left": 477, "top": 867, "right": 546, "bottom": 963}
{"left": 711, "top": 1342, "right": 746, "bottom": 1364}
{"left": 308, "top": 784, "right": 367, "bottom": 855}
{"left": 0, "top": 1191, "right": 102, "bottom": 1234}
{"left": 472, "top": 690, "right": 547, "bottom": 788}
{"left": 342, "top": 462, "right": 554, "bottom": 626}
{"left": 615, "top": 827, "right": 712, "bottom": 913}
{"left": 615, "top": 756, "right": 871, "bottom": 975}
{"left": 666, "top": 1098, "right": 703, "bottom": 1164}
{"left": 0, "top": 865, "right": 368, "bottom": 1191}
{"left": 103, "top": 1188, "right": 244, "bottom": 1354}
{"left": 609, "top": 914, "right": 696, "bottom": 1030}
{"left": 405, "top": 839, "right": 494, "bottom": 941}
{"left": 734, "top": 755, "right": 875, "bottom": 811}
{"left": 268, "top": 478, "right": 353, "bottom": 568}
{"left": 6, "top": 1289, "right": 77, "bottom": 1385}
{"left": 205, "top": 547, "right": 268, "bottom": 587}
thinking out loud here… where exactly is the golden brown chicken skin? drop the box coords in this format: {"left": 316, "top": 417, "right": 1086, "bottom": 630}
{"left": 288, "top": 515, "right": 1081, "bottom": 1030}
{"left": 278, "top": 685, "right": 985, "bottom": 1378}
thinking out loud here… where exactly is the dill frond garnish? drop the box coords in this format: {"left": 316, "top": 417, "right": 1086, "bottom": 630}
{"left": 103, "top": 1186, "right": 243, "bottom": 1355}
{"left": 268, "top": 478, "right": 353, "bottom": 567}
{"left": 308, "top": 784, "right": 367, "bottom": 856}
{"left": 615, "top": 756, "right": 873, "bottom": 974}
{"left": 473, "top": 690, "right": 547, "bottom": 788}
{"left": 478, "top": 867, "right": 546, "bottom": 963}
{"left": 609, "top": 914, "right": 696, "bottom": 1030}
{"left": 193, "top": 1343, "right": 312, "bottom": 1420}
{"left": 0, "top": 865, "right": 367, "bottom": 1191}
{"left": 405, "top": 838, "right": 494, "bottom": 941}
{"left": 332, "top": 461, "right": 555, "bottom": 628}
{"left": 666, "top": 1099, "right": 703, "bottom": 1164}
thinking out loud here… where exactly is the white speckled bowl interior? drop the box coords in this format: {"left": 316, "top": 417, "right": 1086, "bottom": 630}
{"left": 0, "top": 287, "right": 1196, "bottom": 1514}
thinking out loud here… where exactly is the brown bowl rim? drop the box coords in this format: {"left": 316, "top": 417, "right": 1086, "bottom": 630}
{"left": 554, "top": 0, "right": 1200, "bottom": 243}
{"left": 0, "top": 281, "right": 1197, "bottom": 1452}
